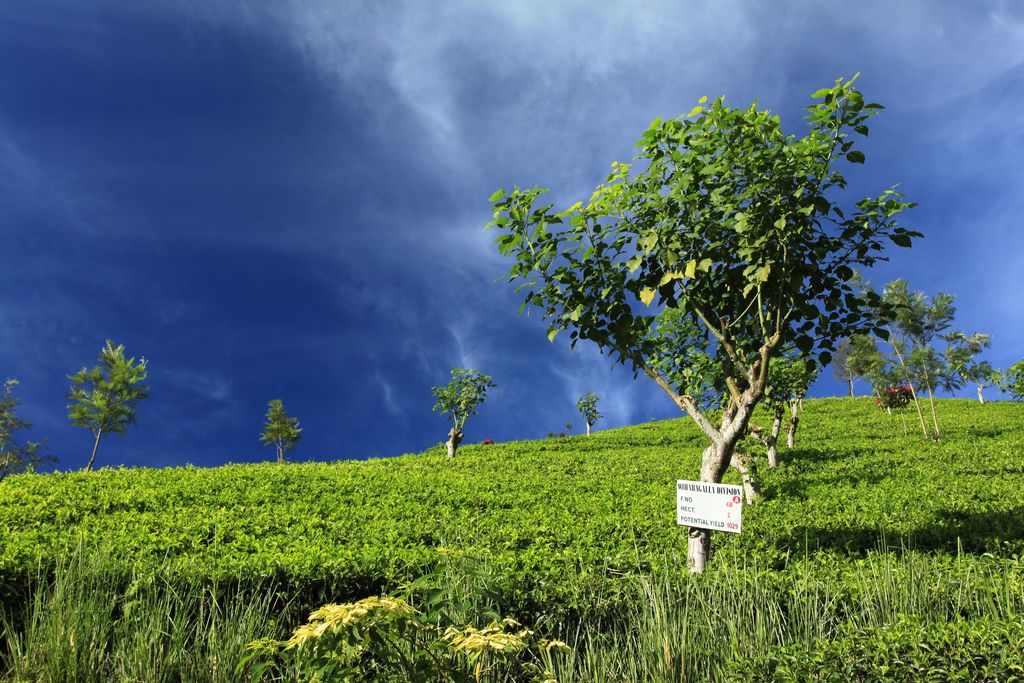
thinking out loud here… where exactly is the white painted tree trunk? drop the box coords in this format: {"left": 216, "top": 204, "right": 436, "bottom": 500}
{"left": 925, "top": 383, "right": 941, "bottom": 440}
{"left": 730, "top": 451, "right": 759, "bottom": 502}
{"left": 687, "top": 406, "right": 753, "bottom": 573}
{"left": 977, "top": 384, "right": 986, "bottom": 405}
{"left": 787, "top": 401, "right": 799, "bottom": 449}
{"left": 586, "top": 422, "right": 592, "bottom": 437}
{"left": 767, "top": 408, "right": 783, "bottom": 468}
{"left": 445, "top": 427, "right": 463, "bottom": 458}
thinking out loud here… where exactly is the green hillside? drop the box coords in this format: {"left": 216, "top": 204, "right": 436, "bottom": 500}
{"left": 3, "top": 397, "right": 1024, "bottom": 681}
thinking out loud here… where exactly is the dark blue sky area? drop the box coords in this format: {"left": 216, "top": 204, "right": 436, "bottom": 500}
{"left": 2, "top": 1, "right": 1022, "bottom": 469}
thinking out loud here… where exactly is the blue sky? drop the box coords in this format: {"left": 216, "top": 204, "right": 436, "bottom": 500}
{"left": 1, "top": 1, "right": 1022, "bottom": 470}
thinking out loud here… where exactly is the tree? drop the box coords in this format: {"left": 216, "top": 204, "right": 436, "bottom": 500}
{"left": 432, "top": 369, "right": 496, "bottom": 458}
{"left": 0, "top": 379, "right": 56, "bottom": 483}
{"left": 67, "top": 340, "right": 149, "bottom": 471}
{"left": 260, "top": 400, "right": 302, "bottom": 463}
{"left": 942, "top": 331, "right": 994, "bottom": 403}
{"left": 763, "top": 354, "right": 819, "bottom": 464}
{"left": 576, "top": 393, "right": 602, "bottom": 436}
{"left": 880, "top": 279, "right": 956, "bottom": 439}
{"left": 489, "top": 76, "right": 917, "bottom": 572}
{"left": 999, "top": 359, "right": 1024, "bottom": 400}
{"left": 832, "top": 333, "right": 884, "bottom": 396}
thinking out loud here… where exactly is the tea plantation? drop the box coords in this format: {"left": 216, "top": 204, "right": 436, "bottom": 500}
{"left": 2, "top": 397, "right": 1024, "bottom": 681}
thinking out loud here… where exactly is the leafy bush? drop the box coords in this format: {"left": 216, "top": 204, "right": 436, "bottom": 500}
{"left": 725, "top": 616, "right": 1024, "bottom": 682}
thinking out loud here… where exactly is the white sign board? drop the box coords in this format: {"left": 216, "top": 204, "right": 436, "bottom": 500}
{"left": 677, "top": 480, "right": 743, "bottom": 533}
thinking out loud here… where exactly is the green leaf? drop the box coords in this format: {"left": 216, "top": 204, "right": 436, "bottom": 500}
{"left": 640, "top": 288, "right": 656, "bottom": 306}
{"left": 846, "top": 150, "right": 865, "bottom": 164}
{"left": 688, "top": 105, "right": 704, "bottom": 117}
{"left": 488, "top": 189, "right": 506, "bottom": 202}
{"left": 658, "top": 271, "right": 685, "bottom": 286}
{"left": 684, "top": 259, "right": 698, "bottom": 278}
{"left": 547, "top": 328, "right": 560, "bottom": 342}
{"left": 774, "top": 217, "right": 787, "bottom": 229}
{"left": 891, "top": 234, "right": 912, "bottom": 247}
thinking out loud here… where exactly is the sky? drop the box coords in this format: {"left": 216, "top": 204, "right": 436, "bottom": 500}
{"left": 1, "top": 1, "right": 1022, "bottom": 470}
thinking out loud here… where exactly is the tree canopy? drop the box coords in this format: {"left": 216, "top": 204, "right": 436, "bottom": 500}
{"left": 488, "top": 76, "right": 918, "bottom": 570}
{"left": 67, "top": 340, "right": 149, "bottom": 471}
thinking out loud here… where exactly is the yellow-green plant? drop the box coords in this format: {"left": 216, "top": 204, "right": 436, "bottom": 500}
{"left": 242, "top": 593, "right": 566, "bottom": 682}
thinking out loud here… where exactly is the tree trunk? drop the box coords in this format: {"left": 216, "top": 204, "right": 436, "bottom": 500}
{"left": 85, "top": 429, "right": 103, "bottom": 471}
{"left": 977, "top": 384, "right": 985, "bottom": 405}
{"left": 688, "top": 527, "right": 711, "bottom": 574}
{"left": 847, "top": 378, "right": 854, "bottom": 397}
{"left": 687, "top": 405, "right": 753, "bottom": 573}
{"left": 0, "top": 450, "right": 10, "bottom": 483}
{"left": 889, "top": 341, "right": 929, "bottom": 439}
{"left": 730, "top": 450, "right": 759, "bottom": 502}
{"left": 924, "top": 382, "right": 941, "bottom": 440}
{"left": 586, "top": 422, "right": 592, "bottom": 437}
{"left": 445, "top": 426, "right": 463, "bottom": 458}
{"left": 277, "top": 440, "right": 285, "bottom": 463}
{"left": 767, "top": 407, "right": 783, "bottom": 468}
{"left": 787, "top": 401, "right": 799, "bottom": 449}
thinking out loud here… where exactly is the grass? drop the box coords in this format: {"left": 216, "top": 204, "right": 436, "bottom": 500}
{"left": 2, "top": 397, "right": 1023, "bottom": 680}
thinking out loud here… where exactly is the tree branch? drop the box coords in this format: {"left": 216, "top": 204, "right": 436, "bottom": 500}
{"left": 641, "top": 362, "right": 721, "bottom": 441}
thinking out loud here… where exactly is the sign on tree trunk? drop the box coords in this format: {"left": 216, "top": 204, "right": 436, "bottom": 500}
{"left": 677, "top": 481, "right": 743, "bottom": 533}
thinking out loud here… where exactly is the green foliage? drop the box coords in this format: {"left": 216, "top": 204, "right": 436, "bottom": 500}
{"left": 942, "top": 331, "right": 993, "bottom": 393}
{"left": 488, "top": 76, "right": 916, "bottom": 388}
{"left": 998, "top": 359, "right": 1024, "bottom": 400}
{"left": 727, "top": 616, "right": 1024, "bottom": 682}
{"left": 832, "top": 334, "right": 886, "bottom": 395}
{"left": 2, "top": 547, "right": 277, "bottom": 683}
{"left": 763, "top": 354, "right": 818, "bottom": 409}
{"left": 0, "top": 379, "right": 55, "bottom": 483}
{"left": 432, "top": 369, "right": 496, "bottom": 431}
{"left": 3, "top": 400, "right": 1024, "bottom": 680}
{"left": 575, "top": 393, "right": 602, "bottom": 430}
{"left": 66, "top": 340, "right": 149, "bottom": 470}
{"left": 260, "top": 400, "right": 302, "bottom": 463}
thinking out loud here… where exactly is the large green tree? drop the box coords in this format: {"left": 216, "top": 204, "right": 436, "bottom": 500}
{"left": 489, "top": 76, "right": 917, "bottom": 571}
{"left": 432, "top": 368, "right": 496, "bottom": 458}
{"left": 1, "top": 379, "right": 55, "bottom": 483}
{"left": 67, "top": 340, "right": 149, "bottom": 471}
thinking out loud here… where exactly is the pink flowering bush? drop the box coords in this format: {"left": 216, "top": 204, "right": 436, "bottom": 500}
{"left": 876, "top": 386, "right": 913, "bottom": 411}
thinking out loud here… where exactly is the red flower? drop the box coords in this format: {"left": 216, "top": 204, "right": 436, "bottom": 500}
{"left": 481, "top": 439, "right": 494, "bottom": 445}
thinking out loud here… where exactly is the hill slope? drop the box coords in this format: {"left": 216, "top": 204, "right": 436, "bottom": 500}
{"left": 3, "top": 398, "right": 1023, "bottom": 616}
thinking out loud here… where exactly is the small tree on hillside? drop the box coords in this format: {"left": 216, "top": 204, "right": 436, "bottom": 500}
{"left": 998, "top": 359, "right": 1024, "bottom": 400}
{"left": 1, "top": 379, "right": 56, "bottom": 483}
{"left": 764, "top": 354, "right": 819, "bottom": 463}
{"left": 943, "top": 331, "right": 994, "bottom": 404}
{"left": 881, "top": 279, "right": 955, "bottom": 439}
{"left": 832, "top": 333, "right": 884, "bottom": 397}
{"left": 489, "top": 76, "right": 917, "bottom": 571}
{"left": 260, "top": 400, "right": 302, "bottom": 463}
{"left": 576, "top": 393, "right": 602, "bottom": 436}
{"left": 432, "top": 369, "right": 496, "bottom": 458}
{"left": 67, "top": 340, "right": 149, "bottom": 471}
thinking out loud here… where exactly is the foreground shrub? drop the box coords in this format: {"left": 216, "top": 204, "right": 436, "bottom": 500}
{"left": 725, "top": 615, "right": 1024, "bottom": 682}
{"left": 243, "top": 596, "right": 568, "bottom": 682}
